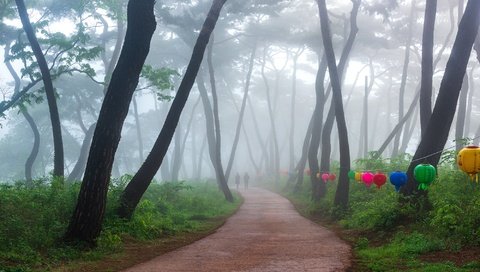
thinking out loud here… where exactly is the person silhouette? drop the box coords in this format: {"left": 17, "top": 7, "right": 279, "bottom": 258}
{"left": 235, "top": 173, "right": 241, "bottom": 190}
{"left": 244, "top": 172, "right": 250, "bottom": 190}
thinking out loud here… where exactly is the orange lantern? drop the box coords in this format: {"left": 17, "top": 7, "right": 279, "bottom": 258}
{"left": 457, "top": 145, "right": 480, "bottom": 182}
{"left": 354, "top": 172, "right": 362, "bottom": 183}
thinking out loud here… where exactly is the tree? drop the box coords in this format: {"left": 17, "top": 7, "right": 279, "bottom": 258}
{"left": 401, "top": 0, "right": 480, "bottom": 198}
{"left": 64, "top": 0, "right": 157, "bottom": 245}
{"left": 419, "top": 0, "right": 437, "bottom": 134}
{"left": 317, "top": 0, "right": 352, "bottom": 208}
{"left": 15, "top": 0, "right": 64, "bottom": 177}
{"left": 117, "top": 0, "right": 230, "bottom": 220}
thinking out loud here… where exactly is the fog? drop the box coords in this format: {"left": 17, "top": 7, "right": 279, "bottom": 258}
{"left": 1, "top": 0, "right": 478, "bottom": 184}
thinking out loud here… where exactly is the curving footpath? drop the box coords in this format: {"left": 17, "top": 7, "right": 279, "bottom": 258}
{"left": 123, "top": 187, "right": 351, "bottom": 272}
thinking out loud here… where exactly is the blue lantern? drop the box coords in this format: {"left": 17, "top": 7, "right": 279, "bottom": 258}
{"left": 389, "top": 171, "right": 408, "bottom": 192}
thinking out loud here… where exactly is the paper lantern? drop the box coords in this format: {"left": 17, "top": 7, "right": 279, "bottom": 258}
{"left": 348, "top": 170, "right": 356, "bottom": 180}
{"left": 373, "top": 172, "right": 387, "bottom": 189}
{"left": 328, "top": 173, "right": 336, "bottom": 181}
{"left": 321, "top": 173, "right": 330, "bottom": 183}
{"left": 362, "top": 171, "right": 374, "bottom": 187}
{"left": 389, "top": 171, "right": 407, "bottom": 192}
{"left": 414, "top": 164, "right": 436, "bottom": 190}
{"left": 457, "top": 145, "right": 480, "bottom": 182}
{"left": 316, "top": 172, "right": 321, "bottom": 179}
{"left": 354, "top": 172, "right": 362, "bottom": 182}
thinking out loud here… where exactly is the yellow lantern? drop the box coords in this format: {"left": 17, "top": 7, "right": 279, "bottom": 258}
{"left": 457, "top": 145, "right": 480, "bottom": 182}
{"left": 354, "top": 171, "right": 362, "bottom": 183}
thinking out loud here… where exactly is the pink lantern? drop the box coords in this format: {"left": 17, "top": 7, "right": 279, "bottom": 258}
{"left": 362, "top": 171, "right": 374, "bottom": 187}
{"left": 321, "top": 173, "right": 330, "bottom": 183}
{"left": 328, "top": 173, "right": 336, "bottom": 181}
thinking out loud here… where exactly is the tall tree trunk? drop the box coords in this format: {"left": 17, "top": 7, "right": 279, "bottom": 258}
{"left": 308, "top": 53, "right": 328, "bottom": 200}
{"left": 177, "top": 97, "right": 201, "bottom": 180}
{"left": 401, "top": 0, "right": 480, "bottom": 198}
{"left": 362, "top": 76, "right": 369, "bottom": 158}
{"left": 64, "top": 0, "right": 157, "bottom": 245}
{"left": 103, "top": 6, "right": 126, "bottom": 95}
{"left": 225, "top": 43, "right": 256, "bottom": 181}
{"left": 317, "top": 0, "right": 352, "bottom": 209}
{"left": 289, "top": 47, "right": 304, "bottom": 171}
{"left": 392, "top": 0, "right": 415, "bottom": 157}
{"left": 68, "top": 123, "right": 96, "bottom": 182}
{"left": 314, "top": 0, "right": 359, "bottom": 200}
{"left": 292, "top": 114, "right": 313, "bottom": 192}
{"left": 15, "top": 0, "right": 64, "bottom": 177}
{"left": 261, "top": 48, "right": 280, "bottom": 184}
{"left": 170, "top": 123, "right": 182, "bottom": 181}
{"left": 247, "top": 96, "right": 269, "bottom": 174}
{"left": 207, "top": 34, "right": 228, "bottom": 190}
{"left": 132, "top": 94, "right": 144, "bottom": 163}
{"left": 455, "top": 0, "right": 468, "bottom": 151}
{"left": 197, "top": 134, "right": 207, "bottom": 179}
{"left": 455, "top": 74, "right": 469, "bottom": 150}
{"left": 117, "top": 0, "right": 231, "bottom": 220}
{"left": 464, "top": 64, "right": 476, "bottom": 137}
{"left": 419, "top": 0, "right": 437, "bottom": 134}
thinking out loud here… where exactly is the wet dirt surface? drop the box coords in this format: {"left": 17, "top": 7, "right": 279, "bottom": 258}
{"left": 123, "top": 187, "right": 351, "bottom": 272}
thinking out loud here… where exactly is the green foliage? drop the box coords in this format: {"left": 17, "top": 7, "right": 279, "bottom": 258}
{"left": 140, "top": 65, "right": 179, "bottom": 101}
{"left": 0, "top": 178, "right": 240, "bottom": 271}
{"left": 283, "top": 153, "right": 480, "bottom": 271}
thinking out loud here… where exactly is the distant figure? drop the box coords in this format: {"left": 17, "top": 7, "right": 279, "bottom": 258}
{"left": 244, "top": 172, "right": 250, "bottom": 190}
{"left": 235, "top": 173, "right": 241, "bottom": 190}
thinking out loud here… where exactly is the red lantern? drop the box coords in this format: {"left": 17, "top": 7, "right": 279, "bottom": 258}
{"left": 373, "top": 172, "right": 387, "bottom": 189}
{"left": 362, "top": 171, "right": 374, "bottom": 187}
{"left": 328, "top": 173, "right": 336, "bottom": 181}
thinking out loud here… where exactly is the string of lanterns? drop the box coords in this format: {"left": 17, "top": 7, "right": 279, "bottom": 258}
{"left": 306, "top": 145, "right": 480, "bottom": 192}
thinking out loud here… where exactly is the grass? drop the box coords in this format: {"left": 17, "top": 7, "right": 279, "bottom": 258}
{"left": 0, "top": 176, "right": 241, "bottom": 272}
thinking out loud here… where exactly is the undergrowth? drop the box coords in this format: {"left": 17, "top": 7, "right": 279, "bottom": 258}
{"left": 0, "top": 177, "right": 240, "bottom": 272}
{"left": 278, "top": 152, "right": 480, "bottom": 271}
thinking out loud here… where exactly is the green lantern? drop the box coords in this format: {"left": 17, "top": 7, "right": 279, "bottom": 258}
{"left": 348, "top": 170, "right": 356, "bottom": 180}
{"left": 414, "top": 164, "right": 436, "bottom": 190}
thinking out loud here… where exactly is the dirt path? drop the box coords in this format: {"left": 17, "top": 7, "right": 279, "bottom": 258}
{"left": 123, "top": 187, "right": 351, "bottom": 272}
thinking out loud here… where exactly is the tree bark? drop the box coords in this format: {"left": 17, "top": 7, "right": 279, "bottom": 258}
{"left": 317, "top": 0, "right": 352, "bottom": 209}
{"left": 419, "top": 0, "right": 437, "bottom": 134}
{"left": 289, "top": 47, "right": 304, "bottom": 171}
{"left": 117, "top": 0, "right": 230, "bottom": 220}
{"left": 15, "top": 0, "right": 64, "bottom": 177}
{"left": 64, "top": 0, "right": 157, "bottom": 245}
{"left": 401, "top": 0, "right": 480, "bottom": 198}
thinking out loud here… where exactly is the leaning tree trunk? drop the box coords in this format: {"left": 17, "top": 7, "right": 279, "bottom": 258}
{"left": 225, "top": 43, "right": 256, "bottom": 181}
{"left": 67, "top": 123, "right": 96, "bottom": 182}
{"left": 400, "top": 0, "right": 480, "bottom": 198}
{"left": 419, "top": 0, "right": 437, "bottom": 134}
{"left": 15, "top": 0, "right": 64, "bottom": 177}
{"left": 170, "top": 123, "right": 182, "bottom": 181}
{"left": 291, "top": 114, "right": 313, "bottom": 192}
{"left": 317, "top": 0, "right": 352, "bottom": 209}
{"left": 117, "top": 0, "right": 231, "bottom": 220}
{"left": 64, "top": 0, "right": 157, "bottom": 245}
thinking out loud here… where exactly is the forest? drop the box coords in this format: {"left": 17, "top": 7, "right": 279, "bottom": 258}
{"left": 1, "top": 0, "right": 480, "bottom": 271}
